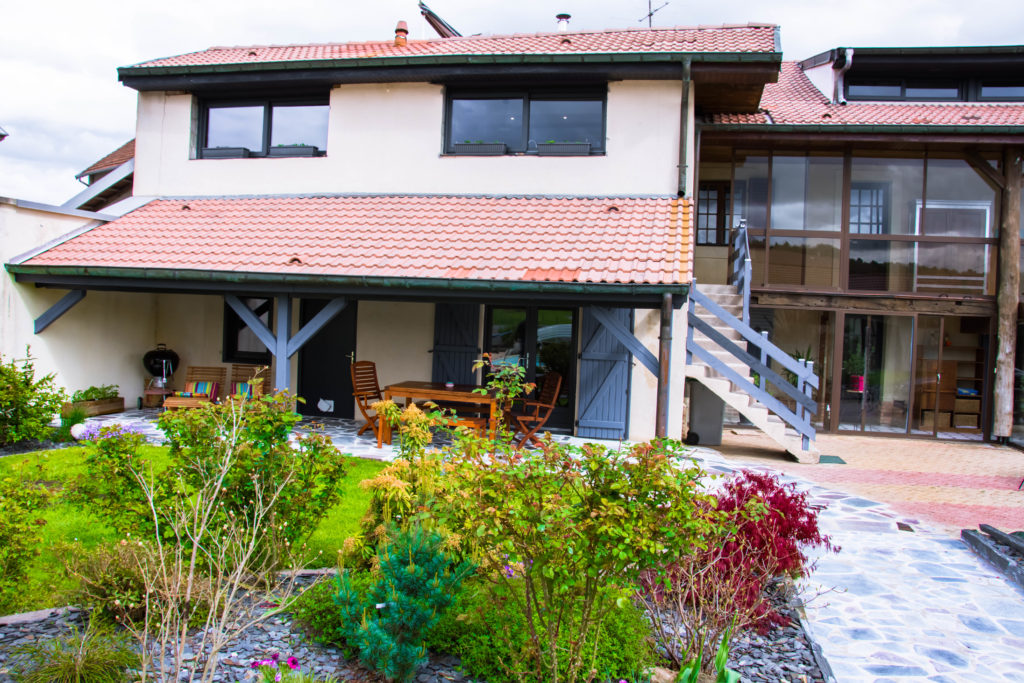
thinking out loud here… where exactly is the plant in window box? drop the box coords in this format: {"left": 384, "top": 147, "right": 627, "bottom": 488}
{"left": 268, "top": 144, "right": 320, "bottom": 157}
{"left": 536, "top": 139, "right": 592, "bottom": 156}
{"left": 61, "top": 384, "right": 124, "bottom": 417}
{"left": 452, "top": 140, "right": 507, "bottom": 155}
{"left": 200, "top": 147, "right": 250, "bottom": 159}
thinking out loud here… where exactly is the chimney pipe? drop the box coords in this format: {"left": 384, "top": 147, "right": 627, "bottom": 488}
{"left": 394, "top": 21, "right": 409, "bottom": 47}
{"left": 556, "top": 13, "right": 571, "bottom": 32}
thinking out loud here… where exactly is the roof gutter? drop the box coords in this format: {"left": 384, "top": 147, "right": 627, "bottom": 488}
{"left": 5, "top": 264, "right": 689, "bottom": 308}
{"left": 678, "top": 57, "right": 692, "bottom": 197}
{"left": 834, "top": 47, "right": 853, "bottom": 104}
{"left": 703, "top": 122, "right": 1024, "bottom": 136}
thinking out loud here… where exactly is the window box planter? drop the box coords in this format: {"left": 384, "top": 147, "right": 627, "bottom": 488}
{"left": 536, "top": 142, "right": 592, "bottom": 156}
{"left": 201, "top": 147, "right": 250, "bottom": 159}
{"left": 268, "top": 145, "right": 320, "bottom": 157}
{"left": 61, "top": 397, "right": 124, "bottom": 418}
{"left": 453, "top": 142, "right": 507, "bottom": 156}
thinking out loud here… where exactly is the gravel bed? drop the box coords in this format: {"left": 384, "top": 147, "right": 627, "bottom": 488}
{"left": 0, "top": 579, "right": 827, "bottom": 683}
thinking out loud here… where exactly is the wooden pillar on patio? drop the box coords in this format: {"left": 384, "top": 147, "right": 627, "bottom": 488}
{"left": 994, "top": 147, "right": 1022, "bottom": 438}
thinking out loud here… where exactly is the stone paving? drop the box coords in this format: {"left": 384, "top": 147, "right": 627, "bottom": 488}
{"left": 691, "top": 441, "right": 1024, "bottom": 682}
{"left": 75, "top": 412, "right": 1024, "bottom": 681}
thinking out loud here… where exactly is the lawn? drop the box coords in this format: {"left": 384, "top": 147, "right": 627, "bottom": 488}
{"left": 0, "top": 445, "right": 386, "bottom": 612}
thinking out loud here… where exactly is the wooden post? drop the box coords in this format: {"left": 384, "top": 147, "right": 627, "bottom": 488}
{"left": 274, "top": 295, "right": 292, "bottom": 393}
{"left": 994, "top": 147, "right": 1022, "bottom": 438}
{"left": 759, "top": 330, "right": 769, "bottom": 391}
{"left": 656, "top": 292, "right": 673, "bottom": 438}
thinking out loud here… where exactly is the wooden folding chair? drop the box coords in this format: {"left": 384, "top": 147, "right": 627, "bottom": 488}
{"left": 162, "top": 366, "right": 227, "bottom": 410}
{"left": 509, "top": 371, "right": 563, "bottom": 448}
{"left": 351, "top": 361, "right": 384, "bottom": 439}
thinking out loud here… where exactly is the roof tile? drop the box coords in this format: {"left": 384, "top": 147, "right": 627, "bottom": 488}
{"left": 710, "top": 62, "right": 1024, "bottom": 127}
{"left": 77, "top": 140, "right": 135, "bottom": 179}
{"left": 129, "top": 25, "right": 777, "bottom": 70}
{"left": 24, "top": 195, "right": 692, "bottom": 286}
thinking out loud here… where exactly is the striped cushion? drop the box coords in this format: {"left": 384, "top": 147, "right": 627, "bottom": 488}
{"left": 182, "top": 381, "right": 218, "bottom": 399}
{"left": 231, "top": 381, "right": 253, "bottom": 398}
{"left": 173, "top": 391, "right": 208, "bottom": 398}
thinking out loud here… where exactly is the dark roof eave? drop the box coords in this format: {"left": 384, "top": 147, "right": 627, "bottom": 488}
{"left": 5, "top": 264, "right": 689, "bottom": 307}
{"left": 118, "top": 50, "right": 782, "bottom": 80}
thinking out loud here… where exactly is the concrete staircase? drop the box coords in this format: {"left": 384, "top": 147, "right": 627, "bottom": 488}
{"left": 686, "top": 283, "right": 820, "bottom": 463}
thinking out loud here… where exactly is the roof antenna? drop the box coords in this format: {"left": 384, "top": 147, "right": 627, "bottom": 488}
{"left": 419, "top": 1, "right": 461, "bottom": 38}
{"left": 638, "top": 1, "right": 669, "bottom": 28}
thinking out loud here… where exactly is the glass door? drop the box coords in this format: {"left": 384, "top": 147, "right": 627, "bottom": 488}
{"left": 838, "top": 314, "right": 913, "bottom": 433}
{"left": 486, "top": 307, "right": 576, "bottom": 430}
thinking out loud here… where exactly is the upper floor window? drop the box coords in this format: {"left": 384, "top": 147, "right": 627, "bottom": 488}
{"left": 201, "top": 97, "right": 329, "bottom": 159}
{"left": 846, "top": 77, "right": 1024, "bottom": 102}
{"left": 445, "top": 88, "right": 605, "bottom": 155}
{"left": 696, "top": 181, "right": 730, "bottom": 245}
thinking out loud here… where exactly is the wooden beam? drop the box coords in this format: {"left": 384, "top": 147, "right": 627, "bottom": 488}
{"left": 966, "top": 151, "right": 1006, "bottom": 191}
{"left": 751, "top": 291, "right": 996, "bottom": 317}
{"left": 591, "top": 306, "right": 659, "bottom": 376}
{"left": 274, "top": 295, "right": 292, "bottom": 393}
{"left": 225, "top": 295, "right": 277, "bottom": 351}
{"left": 993, "top": 147, "right": 1022, "bottom": 437}
{"left": 34, "top": 290, "right": 85, "bottom": 333}
{"left": 656, "top": 293, "right": 672, "bottom": 438}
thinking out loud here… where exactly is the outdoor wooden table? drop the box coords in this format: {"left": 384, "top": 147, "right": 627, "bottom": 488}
{"left": 378, "top": 380, "right": 498, "bottom": 448}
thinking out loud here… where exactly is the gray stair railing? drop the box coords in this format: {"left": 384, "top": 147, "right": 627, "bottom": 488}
{"left": 727, "top": 219, "right": 752, "bottom": 324}
{"left": 686, "top": 284, "right": 819, "bottom": 451}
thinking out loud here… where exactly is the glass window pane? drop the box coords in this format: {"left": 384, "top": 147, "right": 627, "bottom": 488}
{"left": 207, "top": 106, "right": 264, "bottom": 152}
{"left": 923, "top": 158, "right": 996, "bottom": 237}
{"left": 850, "top": 156, "right": 924, "bottom": 235}
{"left": 450, "top": 98, "right": 524, "bottom": 150}
{"left": 271, "top": 104, "right": 329, "bottom": 151}
{"left": 840, "top": 315, "right": 913, "bottom": 434}
{"left": 981, "top": 84, "right": 1024, "bottom": 99}
{"left": 848, "top": 83, "right": 901, "bottom": 98}
{"left": 905, "top": 84, "right": 959, "bottom": 99}
{"left": 771, "top": 156, "right": 842, "bottom": 231}
{"left": 767, "top": 237, "right": 839, "bottom": 288}
{"left": 733, "top": 153, "right": 769, "bottom": 231}
{"left": 850, "top": 240, "right": 993, "bottom": 294}
{"left": 528, "top": 100, "right": 602, "bottom": 150}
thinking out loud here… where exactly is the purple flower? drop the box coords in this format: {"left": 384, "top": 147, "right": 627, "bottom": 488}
{"left": 274, "top": 674, "right": 281, "bottom": 683}
{"left": 270, "top": 653, "right": 280, "bottom": 662}
{"left": 286, "top": 656, "right": 300, "bottom": 670}
{"left": 250, "top": 661, "right": 260, "bottom": 669}
{"left": 503, "top": 564, "right": 514, "bottom": 578}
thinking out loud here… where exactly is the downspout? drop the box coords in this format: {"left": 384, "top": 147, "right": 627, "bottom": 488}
{"left": 834, "top": 48, "right": 854, "bottom": 104}
{"left": 678, "top": 58, "right": 692, "bottom": 197}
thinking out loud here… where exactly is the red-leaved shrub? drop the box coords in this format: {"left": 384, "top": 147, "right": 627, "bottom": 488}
{"left": 636, "top": 469, "right": 838, "bottom": 670}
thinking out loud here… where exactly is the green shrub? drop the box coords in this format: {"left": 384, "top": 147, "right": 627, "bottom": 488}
{"left": 335, "top": 525, "right": 475, "bottom": 683}
{"left": 0, "top": 467, "right": 50, "bottom": 612}
{"left": 13, "top": 619, "right": 136, "bottom": 683}
{"left": 292, "top": 574, "right": 373, "bottom": 649}
{"left": 73, "top": 393, "right": 349, "bottom": 559}
{"left": 62, "top": 539, "right": 214, "bottom": 628}
{"left": 0, "top": 349, "right": 66, "bottom": 447}
{"left": 436, "top": 436, "right": 719, "bottom": 683}
{"left": 57, "top": 406, "right": 88, "bottom": 442}
{"left": 426, "top": 580, "right": 657, "bottom": 683}
{"left": 69, "top": 384, "right": 120, "bottom": 403}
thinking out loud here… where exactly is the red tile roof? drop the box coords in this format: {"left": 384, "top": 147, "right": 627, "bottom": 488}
{"left": 23, "top": 195, "right": 692, "bottom": 286}
{"left": 77, "top": 140, "right": 135, "bottom": 179}
{"left": 128, "top": 24, "right": 777, "bottom": 70}
{"left": 710, "top": 62, "right": 1024, "bottom": 127}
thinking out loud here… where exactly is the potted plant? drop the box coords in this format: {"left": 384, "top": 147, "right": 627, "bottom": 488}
{"left": 268, "top": 144, "right": 320, "bottom": 157}
{"left": 453, "top": 140, "right": 507, "bottom": 155}
{"left": 536, "top": 140, "right": 592, "bottom": 156}
{"left": 61, "top": 384, "right": 124, "bottom": 417}
{"left": 200, "top": 147, "right": 250, "bottom": 159}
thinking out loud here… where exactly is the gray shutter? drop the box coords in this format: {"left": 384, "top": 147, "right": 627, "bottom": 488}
{"left": 431, "top": 303, "right": 480, "bottom": 385}
{"left": 577, "top": 307, "right": 630, "bottom": 439}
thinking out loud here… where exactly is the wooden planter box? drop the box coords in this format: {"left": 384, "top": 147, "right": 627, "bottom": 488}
{"left": 453, "top": 142, "right": 507, "bottom": 155}
{"left": 268, "top": 145, "right": 319, "bottom": 157}
{"left": 61, "top": 397, "right": 124, "bottom": 418}
{"left": 536, "top": 142, "right": 591, "bottom": 156}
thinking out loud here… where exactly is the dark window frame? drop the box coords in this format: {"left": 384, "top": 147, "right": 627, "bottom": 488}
{"left": 222, "top": 298, "right": 274, "bottom": 365}
{"left": 199, "top": 96, "right": 329, "bottom": 159}
{"left": 444, "top": 86, "right": 607, "bottom": 155}
{"left": 845, "top": 78, "right": 962, "bottom": 102}
{"left": 696, "top": 180, "right": 731, "bottom": 246}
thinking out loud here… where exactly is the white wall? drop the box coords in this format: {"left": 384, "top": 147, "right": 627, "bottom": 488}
{"left": 1, "top": 201, "right": 158, "bottom": 400}
{"left": 132, "top": 81, "right": 683, "bottom": 197}
{"left": 355, "top": 301, "right": 435, "bottom": 388}
{"left": 802, "top": 62, "right": 835, "bottom": 102}
{"left": 627, "top": 305, "right": 687, "bottom": 441}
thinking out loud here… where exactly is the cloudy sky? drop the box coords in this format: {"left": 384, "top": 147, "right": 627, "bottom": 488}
{"left": 1, "top": 0, "right": 1022, "bottom": 205}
